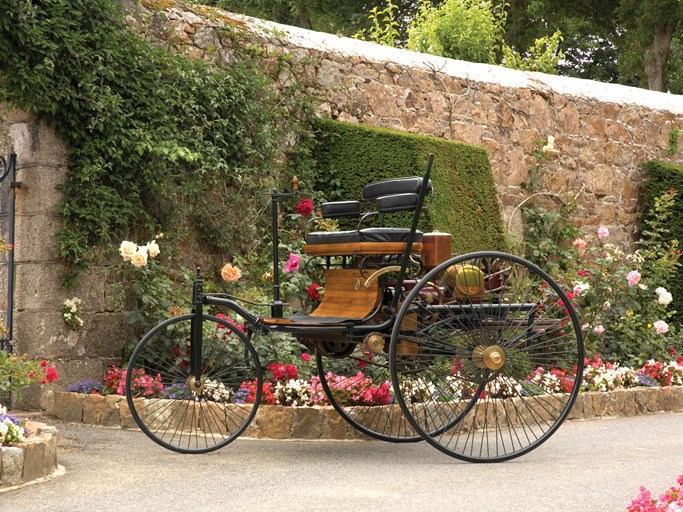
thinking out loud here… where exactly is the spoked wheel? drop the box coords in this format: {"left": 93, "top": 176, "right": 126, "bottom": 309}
{"left": 390, "top": 251, "right": 584, "bottom": 462}
{"left": 126, "top": 314, "right": 262, "bottom": 454}
{"left": 316, "top": 343, "right": 422, "bottom": 442}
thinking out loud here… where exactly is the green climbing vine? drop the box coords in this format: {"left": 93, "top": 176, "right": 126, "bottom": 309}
{"left": 0, "top": 0, "right": 316, "bottom": 285}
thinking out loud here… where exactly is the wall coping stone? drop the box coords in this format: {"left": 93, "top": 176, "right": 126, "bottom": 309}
{"left": 50, "top": 387, "right": 683, "bottom": 441}
{"left": 0, "top": 420, "right": 62, "bottom": 492}
{"left": 226, "top": 9, "right": 683, "bottom": 114}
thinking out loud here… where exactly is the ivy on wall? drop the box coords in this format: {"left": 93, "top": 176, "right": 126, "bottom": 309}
{"left": 0, "top": 0, "right": 309, "bottom": 284}
{"left": 311, "top": 119, "right": 505, "bottom": 253}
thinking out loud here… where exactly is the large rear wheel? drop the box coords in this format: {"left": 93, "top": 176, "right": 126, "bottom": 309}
{"left": 126, "top": 314, "right": 262, "bottom": 453}
{"left": 390, "top": 252, "right": 583, "bottom": 462}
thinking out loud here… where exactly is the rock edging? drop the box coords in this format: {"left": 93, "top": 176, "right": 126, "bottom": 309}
{"left": 51, "top": 387, "right": 683, "bottom": 441}
{"left": 0, "top": 421, "right": 59, "bottom": 490}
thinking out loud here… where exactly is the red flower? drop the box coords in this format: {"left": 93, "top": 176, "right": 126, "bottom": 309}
{"left": 172, "top": 346, "right": 181, "bottom": 357}
{"left": 306, "top": 283, "right": 322, "bottom": 301}
{"left": 46, "top": 366, "right": 59, "bottom": 382}
{"left": 268, "top": 363, "right": 286, "bottom": 381}
{"left": 41, "top": 379, "right": 47, "bottom": 385}
{"left": 577, "top": 269, "right": 589, "bottom": 277}
{"left": 284, "top": 364, "right": 298, "bottom": 380}
{"left": 40, "top": 360, "right": 48, "bottom": 367}
{"left": 301, "top": 353, "right": 311, "bottom": 363}
{"left": 295, "top": 198, "right": 315, "bottom": 217}
{"left": 28, "top": 371, "right": 34, "bottom": 378}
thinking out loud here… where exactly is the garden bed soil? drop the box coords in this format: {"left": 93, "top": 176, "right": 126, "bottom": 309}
{"left": 49, "top": 387, "right": 683, "bottom": 440}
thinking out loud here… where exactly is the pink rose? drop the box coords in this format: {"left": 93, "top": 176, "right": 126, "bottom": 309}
{"left": 597, "top": 227, "right": 609, "bottom": 240}
{"left": 572, "top": 239, "right": 587, "bottom": 250}
{"left": 627, "top": 270, "right": 641, "bottom": 287}
{"left": 301, "top": 353, "right": 311, "bottom": 363}
{"left": 653, "top": 320, "right": 669, "bottom": 334}
{"left": 284, "top": 253, "right": 300, "bottom": 273}
{"left": 593, "top": 325, "right": 605, "bottom": 334}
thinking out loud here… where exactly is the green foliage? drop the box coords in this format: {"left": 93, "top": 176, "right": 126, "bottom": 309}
{"left": 0, "top": 0, "right": 307, "bottom": 285}
{"left": 0, "top": 351, "right": 55, "bottom": 400}
{"left": 501, "top": 30, "right": 565, "bottom": 74}
{"left": 311, "top": 119, "right": 505, "bottom": 253}
{"left": 641, "top": 160, "right": 683, "bottom": 324}
{"left": 516, "top": 139, "right": 580, "bottom": 273}
{"left": 520, "top": 203, "right": 581, "bottom": 274}
{"left": 560, "top": 192, "right": 681, "bottom": 367}
{"left": 408, "top": 0, "right": 507, "bottom": 64}
{"left": 669, "top": 126, "right": 681, "bottom": 156}
{"left": 353, "top": 0, "right": 401, "bottom": 47}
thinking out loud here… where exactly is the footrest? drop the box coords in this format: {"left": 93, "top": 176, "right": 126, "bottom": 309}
{"left": 261, "top": 315, "right": 359, "bottom": 326}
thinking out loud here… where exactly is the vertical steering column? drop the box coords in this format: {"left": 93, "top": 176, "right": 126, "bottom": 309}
{"left": 190, "top": 268, "right": 204, "bottom": 383}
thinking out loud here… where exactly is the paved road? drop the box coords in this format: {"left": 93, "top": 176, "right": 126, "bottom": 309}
{"left": 2, "top": 413, "right": 682, "bottom": 512}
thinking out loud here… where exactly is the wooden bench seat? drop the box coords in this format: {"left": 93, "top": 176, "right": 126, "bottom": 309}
{"left": 261, "top": 268, "right": 381, "bottom": 325}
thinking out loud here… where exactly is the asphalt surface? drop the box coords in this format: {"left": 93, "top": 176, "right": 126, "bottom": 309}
{"left": 2, "top": 413, "right": 682, "bottom": 512}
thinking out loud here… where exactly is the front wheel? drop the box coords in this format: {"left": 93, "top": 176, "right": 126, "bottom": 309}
{"left": 126, "top": 314, "right": 262, "bottom": 454}
{"left": 390, "top": 252, "right": 584, "bottom": 462}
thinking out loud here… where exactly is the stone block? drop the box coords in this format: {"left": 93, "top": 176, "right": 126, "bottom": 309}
{"left": 14, "top": 310, "right": 86, "bottom": 359}
{"left": 82, "top": 393, "right": 106, "bottom": 424}
{"left": 15, "top": 165, "right": 67, "bottom": 216}
{"left": 119, "top": 399, "right": 138, "bottom": 429}
{"left": 0, "top": 446, "right": 24, "bottom": 487}
{"left": 253, "top": 405, "right": 292, "bottom": 439}
{"left": 51, "top": 391, "right": 84, "bottom": 422}
{"left": 102, "top": 395, "right": 124, "bottom": 427}
{"left": 290, "top": 406, "right": 323, "bottom": 439}
{"left": 14, "top": 261, "right": 70, "bottom": 311}
{"left": 566, "top": 393, "right": 585, "bottom": 420}
{"left": 21, "top": 436, "right": 48, "bottom": 482}
{"left": 13, "top": 214, "right": 62, "bottom": 263}
{"left": 9, "top": 120, "right": 68, "bottom": 175}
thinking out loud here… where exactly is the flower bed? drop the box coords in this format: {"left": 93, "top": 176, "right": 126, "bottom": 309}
{"left": 50, "top": 386, "right": 683, "bottom": 441}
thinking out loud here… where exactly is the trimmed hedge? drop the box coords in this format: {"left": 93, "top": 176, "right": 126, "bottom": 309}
{"left": 311, "top": 119, "right": 505, "bottom": 253}
{"left": 641, "top": 160, "right": 683, "bottom": 323}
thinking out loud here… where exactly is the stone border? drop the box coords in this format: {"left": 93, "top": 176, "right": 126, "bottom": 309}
{"left": 0, "top": 421, "right": 60, "bottom": 490}
{"left": 50, "top": 387, "right": 683, "bottom": 440}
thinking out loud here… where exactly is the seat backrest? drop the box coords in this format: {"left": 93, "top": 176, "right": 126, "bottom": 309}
{"left": 362, "top": 176, "right": 432, "bottom": 207}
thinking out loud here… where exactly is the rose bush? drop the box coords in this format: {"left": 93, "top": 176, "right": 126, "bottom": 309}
{"left": 560, "top": 191, "right": 682, "bottom": 366}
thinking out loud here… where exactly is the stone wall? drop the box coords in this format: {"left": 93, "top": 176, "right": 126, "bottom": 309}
{"left": 2, "top": 0, "right": 683, "bottom": 409}
{"left": 0, "top": 105, "right": 130, "bottom": 410}
{"left": 129, "top": 0, "right": 683, "bottom": 243}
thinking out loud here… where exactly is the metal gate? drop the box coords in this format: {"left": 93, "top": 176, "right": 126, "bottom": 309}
{"left": 0, "top": 153, "right": 17, "bottom": 353}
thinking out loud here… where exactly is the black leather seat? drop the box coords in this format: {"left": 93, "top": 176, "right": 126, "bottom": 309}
{"left": 304, "top": 175, "right": 431, "bottom": 248}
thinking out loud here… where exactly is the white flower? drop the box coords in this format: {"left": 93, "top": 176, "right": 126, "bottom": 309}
{"left": 655, "top": 287, "right": 673, "bottom": 306}
{"left": 130, "top": 249, "right": 148, "bottom": 268}
{"left": 638, "top": 284, "right": 648, "bottom": 290}
{"left": 573, "top": 282, "right": 590, "bottom": 296}
{"left": 653, "top": 320, "right": 669, "bottom": 334}
{"left": 0, "top": 404, "right": 6, "bottom": 415}
{"left": 542, "top": 135, "right": 557, "bottom": 153}
{"left": 146, "top": 240, "right": 160, "bottom": 258}
{"left": 602, "top": 301, "right": 611, "bottom": 311}
{"left": 119, "top": 240, "right": 137, "bottom": 261}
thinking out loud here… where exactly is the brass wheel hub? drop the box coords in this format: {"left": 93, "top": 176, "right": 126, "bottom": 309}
{"left": 365, "top": 333, "right": 385, "bottom": 353}
{"left": 187, "top": 376, "right": 205, "bottom": 395}
{"left": 472, "top": 345, "right": 506, "bottom": 371}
